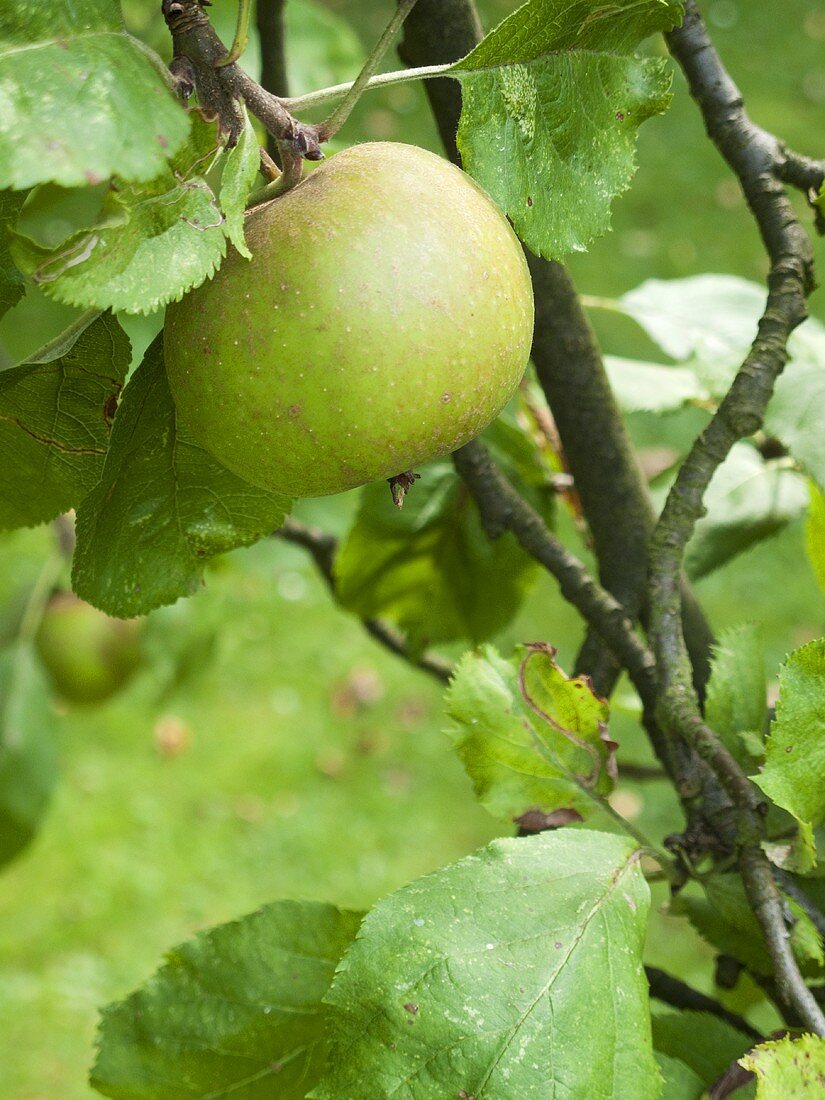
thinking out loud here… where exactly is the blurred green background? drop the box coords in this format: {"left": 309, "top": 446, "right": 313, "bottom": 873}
{"left": 1, "top": 1, "right": 824, "bottom": 1096}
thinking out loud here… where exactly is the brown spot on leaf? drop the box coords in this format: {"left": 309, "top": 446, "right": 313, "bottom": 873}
{"left": 516, "top": 808, "right": 583, "bottom": 834}
{"left": 103, "top": 393, "right": 119, "bottom": 426}
{"left": 526, "top": 195, "right": 534, "bottom": 207}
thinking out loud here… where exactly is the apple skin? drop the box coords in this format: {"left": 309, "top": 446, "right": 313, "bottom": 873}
{"left": 164, "top": 142, "right": 534, "bottom": 497}
{"left": 35, "top": 594, "right": 143, "bottom": 705}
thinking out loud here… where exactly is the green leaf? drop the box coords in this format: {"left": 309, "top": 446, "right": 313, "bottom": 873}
{"left": 313, "top": 831, "right": 658, "bottom": 1100}
{"left": 614, "top": 277, "right": 825, "bottom": 474}
{"left": 705, "top": 624, "right": 767, "bottom": 770}
{"left": 0, "top": 311, "right": 129, "bottom": 531}
{"left": 72, "top": 335, "right": 291, "bottom": 617}
{"left": 334, "top": 461, "right": 539, "bottom": 650}
{"left": 605, "top": 355, "right": 709, "bottom": 413}
{"left": 91, "top": 900, "right": 363, "bottom": 1100}
{"left": 0, "top": 643, "right": 58, "bottom": 868}
{"left": 653, "top": 1053, "right": 704, "bottom": 1100}
{"left": 219, "top": 111, "right": 260, "bottom": 260}
{"left": 0, "top": 5, "right": 189, "bottom": 189}
{"left": 617, "top": 274, "right": 764, "bottom": 372}
{"left": 0, "top": 188, "right": 28, "bottom": 319}
{"left": 754, "top": 639, "right": 825, "bottom": 830}
{"left": 685, "top": 443, "right": 808, "bottom": 581}
{"left": 446, "top": 643, "right": 615, "bottom": 823}
{"left": 740, "top": 1034, "right": 825, "bottom": 1099}
{"left": 806, "top": 482, "right": 825, "bottom": 594}
{"left": 10, "top": 113, "right": 234, "bottom": 315}
{"left": 765, "top": 319, "right": 825, "bottom": 492}
{"left": 675, "top": 875, "right": 823, "bottom": 976}
{"left": 454, "top": 0, "right": 680, "bottom": 259}
{"left": 652, "top": 1009, "right": 755, "bottom": 1088}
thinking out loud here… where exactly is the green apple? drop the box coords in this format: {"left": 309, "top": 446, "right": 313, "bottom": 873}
{"left": 164, "top": 141, "right": 534, "bottom": 497}
{"left": 36, "top": 594, "right": 143, "bottom": 705}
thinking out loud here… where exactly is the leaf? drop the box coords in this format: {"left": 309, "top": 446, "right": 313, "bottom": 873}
{"left": 653, "top": 1053, "right": 705, "bottom": 1100}
{"left": 0, "top": 311, "right": 130, "bottom": 531}
{"left": 674, "top": 875, "right": 823, "bottom": 976}
{"left": 765, "top": 319, "right": 825, "bottom": 492}
{"left": 806, "top": 482, "right": 825, "bottom": 594}
{"left": 0, "top": 643, "right": 58, "bottom": 868}
{"left": 10, "top": 113, "right": 234, "bottom": 315}
{"left": 313, "top": 831, "right": 659, "bottom": 1100}
{"left": 446, "top": 643, "right": 615, "bottom": 823}
{"left": 0, "top": 188, "right": 28, "bottom": 319}
{"left": 685, "top": 443, "right": 809, "bottom": 581}
{"left": 754, "top": 639, "right": 825, "bottom": 830}
{"left": 334, "top": 461, "right": 539, "bottom": 650}
{"left": 651, "top": 1009, "right": 755, "bottom": 1088}
{"left": 453, "top": 0, "right": 680, "bottom": 259}
{"left": 705, "top": 624, "right": 767, "bottom": 770}
{"left": 740, "top": 1034, "right": 825, "bottom": 1099}
{"left": 0, "top": 3, "right": 189, "bottom": 189}
{"left": 219, "top": 110, "right": 260, "bottom": 259}
{"left": 72, "top": 335, "right": 291, "bottom": 617}
{"left": 605, "top": 355, "right": 710, "bottom": 413}
{"left": 614, "top": 277, "right": 825, "bottom": 472}
{"left": 91, "top": 900, "right": 363, "bottom": 1100}
{"left": 617, "top": 274, "right": 764, "bottom": 371}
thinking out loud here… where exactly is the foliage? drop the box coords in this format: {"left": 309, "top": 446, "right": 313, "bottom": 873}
{"left": 1, "top": 0, "right": 824, "bottom": 1096}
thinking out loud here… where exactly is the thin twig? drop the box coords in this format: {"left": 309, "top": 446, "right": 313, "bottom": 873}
{"left": 276, "top": 518, "right": 452, "bottom": 684}
{"left": 645, "top": 965, "right": 762, "bottom": 1042}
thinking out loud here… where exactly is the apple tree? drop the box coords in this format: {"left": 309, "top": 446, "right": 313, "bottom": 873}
{"left": 1, "top": 0, "right": 825, "bottom": 1096}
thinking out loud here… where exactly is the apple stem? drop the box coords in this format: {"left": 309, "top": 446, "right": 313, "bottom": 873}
{"left": 388, "top": 471, "right": 421, "bottom": 509}
{"left": 316, "top": 0, "right": 424, "bottom": 142}
{"left": 285, "top": 63, "right": 454, "bottom": 118}
{"left": 247, "top": 142, "right": 304, "bottom": 206}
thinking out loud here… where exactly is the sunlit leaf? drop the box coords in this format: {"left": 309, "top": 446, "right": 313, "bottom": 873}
{"left": 685, "top": 443, "right": 808, "bottom": 580}
{"left": 446, "top": 643, "right": 615, "bottom": 823}
{"left": 454, "top": 0, "right": 680, "bottom": 258}
{"left": 0, "top": 2, "right": 189, "bottom": 189}
{"left": 605, "top": 355, "right": 709, "bottom": 414}
{"left": 740, "top": 1034, "right": 825, "bottom": 1099}
{"left": 314, "top": 831, "right": 659, "bottom": 1100}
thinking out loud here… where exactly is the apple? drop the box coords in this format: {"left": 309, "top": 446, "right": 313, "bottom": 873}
{"left": 36, "top": 594, "right": 143, "bottom": 705}
{"left": 164, "top": 142, "right": 534, "bottom": 497}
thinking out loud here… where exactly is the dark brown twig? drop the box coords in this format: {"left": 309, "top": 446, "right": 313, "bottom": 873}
{"left": 276, "top": 518, "right": 452, "bottom": 684}
{"left": 645, "top": 965, "right": 762, "bottom": 1042}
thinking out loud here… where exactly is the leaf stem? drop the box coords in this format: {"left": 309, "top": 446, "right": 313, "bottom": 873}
{"left": 284, "top": 64, "right": 452, "bottom": 117}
